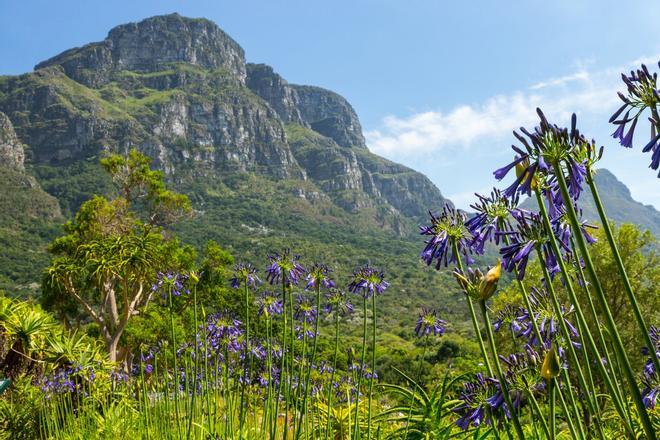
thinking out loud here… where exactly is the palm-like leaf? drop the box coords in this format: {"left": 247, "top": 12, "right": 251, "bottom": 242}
{"left": 376, "top": 368, "right": 466, "bottom": 439}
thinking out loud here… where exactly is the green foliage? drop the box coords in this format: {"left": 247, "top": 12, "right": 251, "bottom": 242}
{"left": 42, "top": 150, "right": 194, "bottom": 360}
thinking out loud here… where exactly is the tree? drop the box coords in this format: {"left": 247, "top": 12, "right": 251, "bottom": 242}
{"left": 43, "top": 150, "right": 192, "bottom": 362}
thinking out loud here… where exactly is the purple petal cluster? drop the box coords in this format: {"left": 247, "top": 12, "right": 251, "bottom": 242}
{"left": 152, "top": 271, "right": 191, "bottom": 296}
{"left": 414, "top": 308, "right": 447, "bottom": 337}
{"left": 305, "top": 263, "right": 335, "bottom": 290}
{"left": 265, "top": 249, "right": 306, "bottom": 287}
{"left": 610, "top": 63, "right": 660, "bottom": 177}
{"left": 348, "top": 264, "right": 389, "bottom": 298}
{"left": 323, "top": 288, "right": 354, "bottom": 315}
{"left": 454, "top": 373, "right": 508, "bottom": 430}
{"left": 258, "top": 291, "right": 283, "bottom": 318}
{"left": 466, "top": 188, "right": 518, "bottom": 254}
{"left": 230, "top": 262, "right": 262, "bottom": 289}
{"left": 420, "top": 203, "right": 473, "bottom": 269}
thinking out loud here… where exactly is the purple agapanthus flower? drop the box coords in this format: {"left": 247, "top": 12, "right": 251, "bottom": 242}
{"left": 348, "top": 264, "right": 389, "bottom": 298}
{"left": 205, "top": 312, "right": 244, "bottom": 354}
{"left": 493, "top": 305, "right": 525, "bottom": 335}
{"left": 323, "top": 288, "right": 354, "bottom": 315}
{"left": 499, "top": 209, "right": 559, "bottom": 280}
{"left": 420, "top": 203, "right": 473, "bottom": 269}
{"left": 294, "top": 294, "right": 317, "bottom": 323}
{"left": 454, "top": 373, "right": 508, "bottom": 431}
{"left": 265, "top": 249, "right": 306, "bottom": 286}
{"left": 415, "top": 308, "right": 447, "bottom": 337}
{"left": 610, "top": 62, "right": 660, "bottom": 177}
{"left": 230, "top": 262, "right": 261, "bottom": 289}
{"left": 465, "top": 188, "right": 518, "bottom": 254}
{"left": 516, "top": 287, "right": 581, "bottom": 351}
{"left": 305, "top": 263, "right": 335, "bottom": 290}
{"left": 640, "top": 326, "right": 660, "bottom": 409}
{"left": 152, "top": 271, "right": 191, "bottom": 296}
{"left": 258, "top": 291, "right": 283, "bottom": 318}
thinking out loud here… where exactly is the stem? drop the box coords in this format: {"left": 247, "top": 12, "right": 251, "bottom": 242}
{"left": 274, "top": 279, "right": 288, "bottom": 440}
{"left": 527, "top": 389, "right": 551, "bottom": 439}
{"left": 168, "top": 289, "right": 182, "bottom": 439}
{"left": 585, "top": 166, "right": 660, "bottom": 375}
{"left": 298, "top": 284, "right": 322, "bottom": 440}
{"left": 535, "top": 190, "right": 635, "bottom": 436}
{"left": 552, "top": 163, "right": 655, "bottom": 440}
{"left": 452, "top": 241, "right": 494, "bottom": 377}
{"left": 557, "top": 371, "right": 583, "bottom": 440}
{"left": 239, "top": 281, "right": 251, "bottom": 427}
{"left": 325, "top": 311, "right": 340, "bottom": 440}
{"left": 186, "top": 285, "right": 199, "bottom": 440}
{"left": 354, "top": 295, "right": 368, "bottom": 438}
{"left": 368, "top": 291, "right": 377, "bottom": 439}
{"left": 479, "top": 300, "right": 525, "bottom": 440}
{"left": 549, "top": 378, "right": 556, "bottom": 440}
{"left": 287, "top": 283, "right": 296, "bottom": 440}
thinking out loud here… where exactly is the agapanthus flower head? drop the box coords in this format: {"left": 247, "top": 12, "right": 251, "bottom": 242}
{"left": 454, "top": 373, "right": 508, "bottom": 430}
{"left": 517, "top": 287, "right": 581, "bottom": 351}
{"left": 230, "top": 262, "right": 261, "bottom": 289}
{"left": 265, "top": 249, "right": 306, "bottom": 287}
{"left": 294, "top": 294, "right": 317, "bottom": 323}
{"left": 305, "top": 263, "right": 335, "bottom": 290}
{"left": 640, "top": 326, "right": 659, "bottom": 409}
{"left": 610, "top": 63, "right": 660, "bottom": 177}
{"left": 323, "top": 288, "right": 354, "bottom": 315}
{"left": 206, "top": 311, "right": 243, "bottom": 353}
{"left": 348, "top": 264, "right": 389, "bottom": 298}
{"left": 493, "top": 305, "right": 525, "bottom": 334}
{"left": 152, "top": 271, "right": 191, "bottom": 297}
{"left": 641, "top": 326, "right": 660, "bottom": 380}
{"left": 641, "top": 366, "right": 659, "bottom": 409}
{"left": 551, "top": 206, "right": 598, "bottom": 256}
{"left": 499, "top": 209, "right": 558, "bottom": 280}
{"left": 453, "top": 260, "right": 502, "bottom": 301}
{"left": 420, "top": 203, "right": 473, "bottom": 269}
{"left": 466, "top": 188, "right": 518, "bottom": 254}
{"left": 414, "top": 308, "right": 447, "bottom": 337}
{"left": 497, "top": 345, "right": 544, "bottom": 408}
{"left": 295, "top": 321, "right": 317, "bottom": 340}
{"left": 257, "top": 291, "right": 283, "bottom": 318}
{"left": 496, "top": 109, "right": 598, "bottom": 199}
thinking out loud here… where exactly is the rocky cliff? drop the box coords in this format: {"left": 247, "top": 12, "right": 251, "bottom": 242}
{"left": 0, "top": 13, "right": 448, "bottom": 228}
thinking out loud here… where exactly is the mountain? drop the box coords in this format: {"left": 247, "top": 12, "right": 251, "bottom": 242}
{"left": 0, "top": 111, "right": 62, "bottom": 291}
{"left": 0, "top": 13, "right": 460, "bottom": 332}
{"left": 521, "top": 169, "right": 660, "bottom": 237}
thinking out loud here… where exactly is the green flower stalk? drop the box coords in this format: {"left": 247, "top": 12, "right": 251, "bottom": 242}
{"left": 551, "top": 162, "right": 656, "bottom": 439}
{"left": 584, "top": 166, "right": 660, "bottom": 376}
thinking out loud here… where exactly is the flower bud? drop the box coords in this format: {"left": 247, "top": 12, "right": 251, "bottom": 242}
{"left": 541, "top": 344, "right": 561, "bottom": 380}
{"left": 478, "top": 259, "right": 501, "bottom": 300}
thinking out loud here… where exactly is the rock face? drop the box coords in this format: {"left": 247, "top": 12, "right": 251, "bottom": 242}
{"left": 292, "top": 85, "right": 366, "bottom": 149}
{"left": 0, "top": 112, "right": 25, "bottom": 170}
{"left": 36, "top": 14, "right": 247, "bottom": 87}
{"left": 0, "top": 13, "right": 448, "bottom": 233}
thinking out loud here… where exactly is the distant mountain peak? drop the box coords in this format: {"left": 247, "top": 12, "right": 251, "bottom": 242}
{"left": 35, "top": 13, "right": 247, "bottom": 87}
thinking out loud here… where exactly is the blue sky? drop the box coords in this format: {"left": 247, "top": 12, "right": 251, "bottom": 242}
{"left": 2, "top": 0, "right": 660, "bottom": 209}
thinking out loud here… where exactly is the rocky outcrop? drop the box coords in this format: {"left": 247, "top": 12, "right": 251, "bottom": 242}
{"left": 292, "top": 85, "right": 366, "bottom": 149}
{"left": 0, "top": 111, "right": 25, "bottom": 170}
{"left": 0, "top": 13, "right": 447, "bottom": 227}
{"left": 246, "top": 64, "right": 304, "bottom": 125}
{"left": 35, "top": 14, "right": 247, "bottom": 88}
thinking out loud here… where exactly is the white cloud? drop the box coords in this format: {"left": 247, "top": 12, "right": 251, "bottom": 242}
{"left": 365, "top": 55, "right": 660, "bottom": 157}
